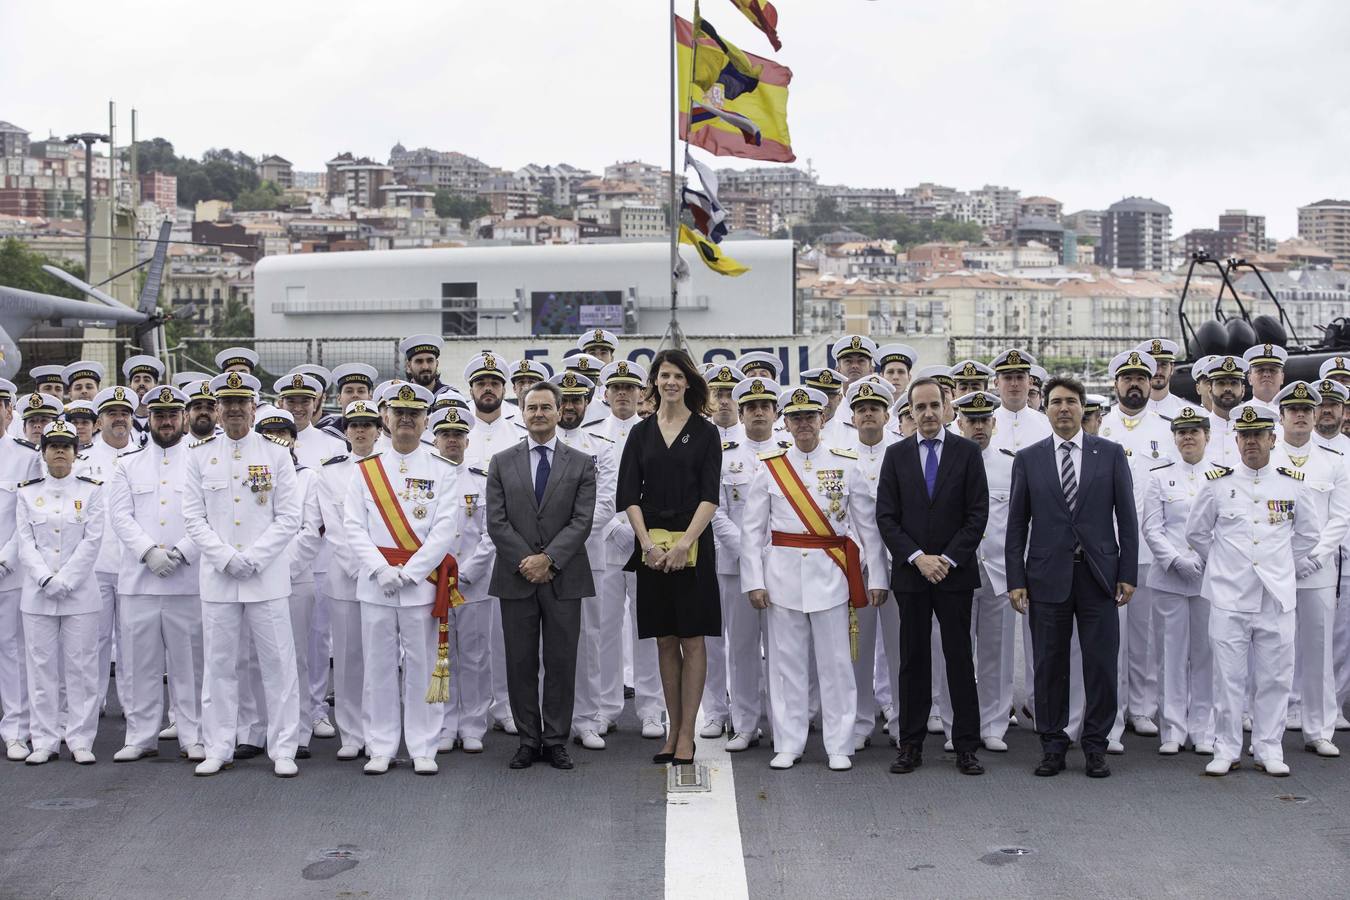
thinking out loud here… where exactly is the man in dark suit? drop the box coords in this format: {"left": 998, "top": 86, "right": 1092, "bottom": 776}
{"left": 486, "top": 381, "right": 597, "bottom": 770}
{"left": 876, "top": 378, "right": 989, "bottom": 776}
{"left": 1006, "top": 375, "right": 1138, "bottom": 779}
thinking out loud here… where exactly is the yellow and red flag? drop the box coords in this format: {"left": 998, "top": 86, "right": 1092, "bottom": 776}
{"left": 728, "top": 0, "right": 782, "bottom": 50}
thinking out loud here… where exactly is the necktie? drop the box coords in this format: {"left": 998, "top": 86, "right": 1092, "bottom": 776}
{"left": 1060, "top": 441, "right": 1077, "bottom": 512}
{"left": 922, "top": 438, "right": 939, "bottom": 499}
{"left": 534, "top": 445, "right": 551, "bottom": 504}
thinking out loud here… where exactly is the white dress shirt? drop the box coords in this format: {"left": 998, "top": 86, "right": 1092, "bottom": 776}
{"left": 528, "top": 434, "right": 559, "bottom": 482}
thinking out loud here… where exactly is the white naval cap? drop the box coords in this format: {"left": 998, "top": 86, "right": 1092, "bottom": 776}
{"left": 874, "top": 343, "right": 917, "bottom": 371}
{"left": 1243, "top": 343, "right": 1288, "bottom": 368}
{"left": 144, "top": 385, "right": 189, "bottom": 410}
{"left": 1137, "top": 338, "right": 1180, "bottom": 362}
{"left": 209, "top": 371, "right": 262, "bottom": 398}
{"left": 778, "top": 385, "right": 827, "bottom": 414}
{"left": 549, "top": 370, "right": 595, "bottom": 396}
{"left": 21, "top": 392, "right": 63, "bottom": 419}
{"left": 561, "top": 352, "right": 603, "bottom": 379}
{"left": 703, "top": 362, "right": 745, "bottom": 389}
{"left": 342, "top": 399, "right": 381, "bottom": 423}
{"left": 0, "top": 377, "right": 15, "bottom": 401}
{"left": 430, "top": 405, "right": 477, "bottom": 434}
{"left": 1273, "top": 380, "right": 1320, "bottom": 408}
{"left": 331, "top": 363, "right": 379, "bottom": 390}
{"left": 62, "top": 360, "right": 105, "bottom": 386}
{"left": 845, "top": 378, "right": 895, "bottom": 409}
{"left": 287, "top": 364, "right": 332, "bottom": 391}
{"left": 508, "top": 358, "right": 553, "bottom": 382}
{"left": 599, "top": 359, "right": 647, "bottom": 388}
{"left": 214, "top": 347, "right": 259, "bottom": 371}
{"left": 273, "top": 373, "right": 323, "bottom": 399}
{"left": 92, "top": 385, "right": 137, "bottom": 413}
{"left": 990, "top": 348, "right": 1035, "bottom": 373}
{"left": 62, "top": 399, "right": 97, "bottom": 420}
{"left": 1202, "top": 355, "right": 1249, "bottom": 379}
{"left": 463, "top": 351, "right": 507, "bottom": 384}
{"left": 29, "top": 365, "right": 64, "bottom": 386}
{"left": 949, "top": 359, "right": 994, "bottom": 382}
{"left": 122, "top": 354, "right": 165, "bottom": 381}
{"left": 577, "top": 329, "right": 618, "bottom": 354}
{"left": 172, "top": 370, "right": 212, "bottom": 389}
{"left": 399, "top": 334, "right": 443, "bottom": 360}
{"left": 41, "top": 418, "right": 79, "bottom": 445}
{"left": 952, "top": 390, "right": 1001, "bottom": 419}
{"left": 1315, "top": 378, "right": 1350, "bottom": 403}
{"left": 1231, "top": 401, "right": 1277, "bottom": 431}
{"left": 1109, "top": 350, "right": 1157, "bottom": 379}
{"left": 831, "top": 334, "right": 877, "bottom": 362}
{"left": 1318, "top": 355, "right": 1350, "bottom": 380}
{"left": 734, "top": 351, "right": 781, "bottom": 380}
{"left": 732, "top": 376, "right": 779, "bottom": 406}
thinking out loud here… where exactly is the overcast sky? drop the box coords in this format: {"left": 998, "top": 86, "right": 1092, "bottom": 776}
{"left": 4, "top": 0, "right": 1347, "bottom": 238}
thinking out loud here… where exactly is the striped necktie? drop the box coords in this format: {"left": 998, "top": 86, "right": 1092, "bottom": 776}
{"left": 1060, "top": 441, "right": 1077, "bottom": 512}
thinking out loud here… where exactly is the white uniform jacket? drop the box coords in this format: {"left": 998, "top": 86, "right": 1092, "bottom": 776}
{"left": 108, "top": 439, "right": 201, "bottom": 596}
{"left": 287, "top": 467, "right": 325, "bottom": 586}
{"left": 0, "top": 436, "right": 42, "bottom": 592}
{"left": 711, "top": 437, "right": 790, "bottom": 576}
{"left": 1099, "top": 407, "right": 1175, "bottom": 566}
{"left": 447, "top": 465, "right": 495, "bottom": 604}
{"left": 77, "top": 436, "right": 137, "bottom": 575}
{"left": 1141, "top": 458, "right": 1206, "bottom": 595}
{"left": 555, "top": 424, "right": 617, "bottom": 575}
{"left": 979, "top": 445, "right": 1017, "bottom": 596}
{"left": 1280, "top": 441, "right": 1350, "bottom": 590}
{"left": 317, "top": 454, "right": 359, "bottom": 602}
{"left": 16, "top": 473, "right": 105, "bottom": 615}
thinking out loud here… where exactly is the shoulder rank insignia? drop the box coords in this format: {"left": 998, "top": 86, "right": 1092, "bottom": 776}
{"left": 758, "top": 448, "right": 789, "bottom": 461}
{"left": 322, "top": 455, "right": 349, "bottom": 466}
{"left": 76, "top": 475, "right": 103, "bottom": 486}
{"left": 1277, "top": 466, "right": 1305, "bottom": 481}
{"left": 514, "top": 421, "right": 529, "bottom": 431}
{"left": 17, "top": 477, "right": 44, "bottom": 488}
{"left": 829, "top": 447, "right": 858, "bottom": 459}
{"left": 589, "top": 432, "right": 614, "bottom": 443}
{"left": 14, "top": 437, "right": 36, "bottom": 450}
{"left": 120, "top": 445, "right": 146, "bottom": 457}
{"left": 722, "top": 441, "right": 739, "bottom": 451}
{"left": 1150, "top": 460, "right": 1174, "bottom": 472}
{"left": 189, "top": 435, "right": 217, "bottom": 448}
{"left": 999, "top": 448, "right": 1016, "bottom": 458}
{"left": 1122, "top": 448, "right": 1132, "bottom": 456}
{"left": 432, "top": 452, "right": 459, "bottom": 466}
{"left": 777, "top": 440, "right": 792, "bottom": 448}
{"left": 1159, "top": 414, "right": 1174, "bottom": 422}
{"left": 469, "top": 466, "right": 488, "bottom": 477}
{"left": 1204, "top": 466, "right": 1234, "bottom": 480}
{"left": 1319, "top": 444, "right": 1344, "bottom": 456}
{"left": 264, "top": 434, "right": 290, "bottom": 447}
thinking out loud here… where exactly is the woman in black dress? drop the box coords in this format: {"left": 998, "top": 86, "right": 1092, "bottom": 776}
{"left": 617, "top": 349, "right": 721, "bottom": 765}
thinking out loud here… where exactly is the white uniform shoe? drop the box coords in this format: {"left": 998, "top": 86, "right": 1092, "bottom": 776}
{"left": 726, "top": 733, "right": 759, "bottom": 752}
{"left": 982, "top": 737, "right": 1008, "bottom": 752}
{"left": 1254, "top": 758, "right": 1290, "bottom": 777}
{"left": 158, "top": 723, "right": 178, "bottom": 741}
{"left": 1107, "top": 740, "right": 1125, "bottom": 754}
{"left": 186, "top": 744, "right": 206, "bottom": 761}
{"left": 641, "top": 717, "right": 665, "bottom": 739}
{"left": 311, "top": 716, "right": 337, "bottom": 739}
{"left": 194, "top": 758, "right": 231, "bottom": 776}
{"left": 337, "top": 745, "right": 363, "bottom": 760}
{"left": 827, "top": 754, "right": 852, "bottom": 771}
{"left": 496, "top": 717, "right": 518, "bottom": 735}
{"left": 852, "top": 734, "right": 871, "bottom": 752}
{"left": 574, "top": 730, "right": 606, "bottom": 750}
{"left": 1128, "top": 715, "right": 1159, "bottom": 736}
{"left": 942, "top": 739, "right": 954, "bottom": 752}
{"left": 363, "top": 755, "right": 392, "bottom": 775}
{"left": 72, "top": 749, "right": 96, "bottom": 765}
{"left": 1305, "top": 739, "right": 1340, "bottom": 757}
{"left": 1335, "top": 713, "right": 1350, "bottom": 731}
{"left": 114, "top": 745, "right": 155, "bottom": 762}
{"left": 7, "top": 740, "right": 29, "bottom": 761}
{"left": 769, "top": 753, "right": 800, "bottom": 770}
{"left": 1286, "top": 709, "right": 1302, "bottom": 731}
{"left": 413, "top": 757, "right": 438, "bottom": 775}
{"left": 437, "top": 736, "right": 455, "bottom": 754}
{"left": 926, "top": 715, "right": 943, "bottom": 734}
{"left": 24, "top": 749, "right": 53, "bottom": 766}
{"left": 700, "top": 720, "right": 727, "bottom": 739}
{"left": 1193, "top": 742, "right": 1215, "bottom": 755}
{"left": 1205, "top": 757, "right": 1237, "bottom": 776}
{"left": 1158, "top": 742, "right": 1181, "bottom": 755}
{"left": 274, "top": 757, "right": 298, "bottom": 778}
{"left": 460, "top": 737, "right": 484, "bottom": 753}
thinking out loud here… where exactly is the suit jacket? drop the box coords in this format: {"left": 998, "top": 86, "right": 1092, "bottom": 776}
{"left": 1005, "top": 432, "right": 1138, "bottom": 604}
{"left": 876, "top": 431, "right": 988, "bottom": 593}
{"left": 486, "top": 437, "right": 597, "bottom": 600}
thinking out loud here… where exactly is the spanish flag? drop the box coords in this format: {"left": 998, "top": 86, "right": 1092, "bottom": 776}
{"left": 676, "top": 15, "right": 794, "bottom": 163}
{"left": 679, "top": 224, "right": 749, "bottom": 277}
{"left": 727, "top": 0, "right": 781, "bottom": 50}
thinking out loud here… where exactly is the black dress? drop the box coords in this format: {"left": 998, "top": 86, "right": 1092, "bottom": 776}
{"left": 617, "top": 413, "right": 722, "bottom": 639}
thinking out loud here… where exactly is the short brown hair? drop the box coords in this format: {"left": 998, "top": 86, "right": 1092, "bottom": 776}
{"left": 525, "top": 380, "right": 562, "bottom": 408}
{"left": 1044, "top": 374, "right": 1085, "bottom": 404}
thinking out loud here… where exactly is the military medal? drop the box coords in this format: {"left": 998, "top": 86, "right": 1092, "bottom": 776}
{"left": 414, "top": 505, "right": 428, "bottom": 519}
{"left": 34, "top": 497, "right": 43, "bottom": 507}
{"left": 464, "top": 494, "right": 478, "bottom": 516}
{"left": 818, "top": 469, "right": 845, "bottom": 520}
{"left": 73, "top": 499, "right": 83, "bottom": 522}
{"left": 1150, "top": 440, "right": 1159, "bottom": 459}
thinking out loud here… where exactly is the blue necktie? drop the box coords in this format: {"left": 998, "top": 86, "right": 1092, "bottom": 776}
{"left": 922, "top": 438, "right": 939, "bottom": 499}
{"left": 534, "top": 444, "right": 551, "bottom": 504}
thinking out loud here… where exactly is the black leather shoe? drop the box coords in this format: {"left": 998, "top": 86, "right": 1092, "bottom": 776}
{"left": 652, "top": 751, "right": 676, "bottom": 764}
{"left": 956, "top": 751, "right": 984, "bottom": 775}
{"left": 234, "top": 743, "right": 263, "bottom": 760}
{"left": 1085, "top": 752, "right": 1111, "bottom": 778}
{"left": 508, "top": 746, "right": 537, "bottom": 769}
{"left": 672, "top": 741, "right": 696, "bottom": 766}
{"left": 546, "top": 745, "right": 575, "bottom": 770}
{"left": 1034, "top": 752, "right": 1066, "bottom": 777}
{"left": 296, "top": 745, "right": 311, "bottom": 760}
{"left": 889, "top": 744, "right": 922, "bottom": 774}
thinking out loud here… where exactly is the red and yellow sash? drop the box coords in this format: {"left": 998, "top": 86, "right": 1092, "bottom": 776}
{"left": 762, "top": 454, "right": 867, "bottom": 609}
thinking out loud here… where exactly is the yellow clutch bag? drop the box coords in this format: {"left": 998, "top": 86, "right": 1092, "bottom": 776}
{"left": 648, "top": 529, "right": 698, "bottom": 565}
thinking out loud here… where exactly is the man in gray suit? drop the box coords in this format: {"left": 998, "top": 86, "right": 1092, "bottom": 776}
{"left": 487, "top": 381, "right": 597, "bottom": 770}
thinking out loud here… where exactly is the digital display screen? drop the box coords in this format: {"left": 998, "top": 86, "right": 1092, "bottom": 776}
{"left": 531, "top": 290, "right": 623, "bottom": 335}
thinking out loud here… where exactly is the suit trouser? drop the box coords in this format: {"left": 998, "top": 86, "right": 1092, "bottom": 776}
{"left": 96, "top": 572, "right": 130, "bottom": 713}
{"left": 765, "top": 603, "right": 855, "bottom": 757}
{"left": 329, "top": 596, "right": 365, "bottom": 749}
{"left": 1210, "top": 590, "right": 1294, "bottom": 764}
{"left": 361, "top": 601, "right": 441, "bottom": 760}
{"left": 500, "top": 589, "right": 581, "bottom": 749}
{"left": 1125, "top": 570, "right": 1158, "bottom": 718}
{"left": 306, "top": 579, "right": 333, "bottom": 725}
{"left": 1293, "top": 585, "right": 1338, "bottom": 743}
{"left": 201, "top": 598, "right": 300, "bottom": 762}
{"left": 973, "top": 579, "right": 1015, "bottom": 741}
{"left": 1153, "top": 588, "right": 1213, "bottom": 747}
{"left": 1021, "top": 613, "right": 1085, "bottom": 740}
{"left": 441, "top": 599, "right": 493, "bottom": 742}
{"left": 719, "top": 571, "right": 769, "bottom": 736}
{"left": 24, "top": 611, "right": 99, "bottom": 754}
{"left": 0, "top": 588, "right": 30, "bottom": 743}
{"left": 852, "top": 596, "right": 900, "bottom": 740}
{"left": 1028, "top": 561, "right": 1118, "bottom": 755}
{"left": 897, "top": 586, "right": 980, "bottom": 752}
{"left": 118, "top": 594, "right": 203, "bottom": 752}
{"left": 625, "top": 572, "right": 665, "bottom": 722}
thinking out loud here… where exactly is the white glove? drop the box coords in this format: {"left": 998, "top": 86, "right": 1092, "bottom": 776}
{"left": 398, "top": 569, "right": 420, "bottom": 588}
{"left": 145, "top": 547, "right": 176, "bottom": 578}
{"left": 41, "top": 575, "right": 72, "bottom": 601}
{"left": 1172, "top": 554, "right": 1204, "bottom": 581}
{"left": 375, "top": 565, "right": 404, "bottom": 594}
{"left": 1296, "top": 556, "right": 1324, "bottom": 580}
{"left": 224, "top": 554, "right": 255, "bottom": 579}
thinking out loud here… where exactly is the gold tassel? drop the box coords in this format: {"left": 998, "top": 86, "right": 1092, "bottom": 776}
{"left": 425, "top": 623, "right": 450, "bottom": 703}
{"left": 849, "top": 606, "right": 859, "bottom": 662}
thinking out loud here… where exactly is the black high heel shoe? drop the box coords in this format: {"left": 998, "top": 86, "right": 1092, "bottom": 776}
{"left": 652, "top": 750, "right": 676, "bottom": 764}
{"left": 672, "top": 741, "right": 696, "bottom": 766}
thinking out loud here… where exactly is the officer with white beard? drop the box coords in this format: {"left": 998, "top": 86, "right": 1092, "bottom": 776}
{"left": 1273, "top": 381, "right": 1350, "bottom": 756}
{"left": 106, "top": 385, "right": 206, "bottom": 762}
{"left": 315, "top": 400, "right": 382, "bottom": 760}
{"left": 16, "top": 420, "right": 105, "bottom": 765}
{"left": 592, "top": 360, "right": 667, "bottom": 740}
{"left": 428, "top": 405, "right": 495, "bottom": 755}
{"left": 1141, "top": 406, "right": 1214, "bottom": 755}
{"left": 344, "top": 382, "right": 460, "bottom": 776}
{"left": 1186, "top": 402, "right": 1319, "bottom": 777}
{"left": 0, "top": 377, "right": 41, "bottom": 761}
{"left": 547, "top": 371, "right": 617, "bottom": 752}
{"left": 183, "top": 371, "right": 303, "bottom": 778}
{"left": 1098, "top": 349, "right": 1175, "bottom": 743}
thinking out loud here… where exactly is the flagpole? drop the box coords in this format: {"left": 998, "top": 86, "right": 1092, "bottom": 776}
{"left": 666, "top": 0, "right": 686, "bottom": 352}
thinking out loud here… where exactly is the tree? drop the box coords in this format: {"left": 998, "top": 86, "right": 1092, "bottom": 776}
{"left": 216, "top": 296, "right": 254, "bottom": 338}
{"left": 0, "top": 238, "right": 85, "bottom": 298}
{"left": 433, "top": 191, "right": 491, "bottom": 228}
{"left": 234, "top": 180, "right": 284, "bottom": 212}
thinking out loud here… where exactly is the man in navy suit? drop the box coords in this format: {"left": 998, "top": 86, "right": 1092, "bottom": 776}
{"left": 1006, "top": 375, "right": 1138, "bottom": 779}
{"left": 876, "top": 378, "right": 989, "bottom": 776}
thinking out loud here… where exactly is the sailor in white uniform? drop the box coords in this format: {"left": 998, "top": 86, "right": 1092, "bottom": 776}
{"left": 1137, "top": 339, "right": 1184, "bottom": 419}
{"left": 875, "top": 344, "right": 918, "bottom": 397}
{"left": 0, "top": 378, "right": 41, "bottom": 760}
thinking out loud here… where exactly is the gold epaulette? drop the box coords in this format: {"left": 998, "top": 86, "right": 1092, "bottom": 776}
{"left": 432, "top": 452, "right": 459, "bottom": 466}
{"left": 76, "top": 475, "right": 103, "bottom": 486}
{"left": 829, "top": 447, "right": 858, "bottom": 459}
{"left": 722, "top": 441, "right": 739, "bottom": 451}
{"left": 1204, "top": 466, "right": 1234, "bottom": 480}
{"left": 264, "top": 434, "right": 290, "bottom": 447}
{"left": 1277, "top": 466, "right": 1305, "bottom": 481}
{"left": 322, "top": 455, "right": 348, "bottom": 466}
{"left": 757, "top": 448, "right": 789, "bottom": 461}
{"left": 189, "top": 435, "right": 216, "bottom": 448}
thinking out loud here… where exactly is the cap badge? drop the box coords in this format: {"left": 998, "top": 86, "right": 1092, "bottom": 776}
{"left": 718, "top": 366, "right": 732, "bottom": 382}
{"left": 226, "top": 372, "right": 243, "bottom": 389}
{"left": 751, "top": 379, "right": 765, "bottom": 394}
{"left": 158, "top": 387, "right": 173, "bottom": 403}
{"left": 1241, "top": 406, "right": 1257, "bottom": 423}
{"left": 483, "top": 354, "right": 497, "bottom": 370}
{"left": 791, "top": 389, "right": 809, "bottom": 406}
{"left": 398, "top": 385, "right": 415, "bottom": 401}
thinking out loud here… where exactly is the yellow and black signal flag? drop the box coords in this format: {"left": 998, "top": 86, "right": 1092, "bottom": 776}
{"left": 679, "top": 224, "right": 749, "bottom": 277}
